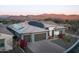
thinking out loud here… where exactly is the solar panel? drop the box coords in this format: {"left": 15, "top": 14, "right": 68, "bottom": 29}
{"left": 28, "top": 21, "right": 44, "bottom": 28}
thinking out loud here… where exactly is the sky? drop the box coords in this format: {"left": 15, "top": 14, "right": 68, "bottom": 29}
{"left": 0, "top": 5, "right": 79, "bottom": 15}
{"left": 0, "top": 0, "right": 79, "bottom": 5}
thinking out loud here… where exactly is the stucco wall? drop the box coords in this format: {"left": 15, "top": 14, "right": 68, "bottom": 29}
{"left": 0, "top": 33, "right": 13, "bottom": 51}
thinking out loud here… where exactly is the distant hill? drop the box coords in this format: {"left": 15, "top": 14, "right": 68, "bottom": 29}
{"left": 0, "top": 15, "right": 10, "bottom": 19}
{"left": 26, "top": 14, "right": 79, "bottom": 20}
{"left": 0, "top": 14, "right": 79, "bottom": 21}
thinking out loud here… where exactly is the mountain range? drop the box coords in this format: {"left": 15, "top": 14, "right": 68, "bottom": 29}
{"left": 0, "top": 14, "right": 79, "bottom": 21}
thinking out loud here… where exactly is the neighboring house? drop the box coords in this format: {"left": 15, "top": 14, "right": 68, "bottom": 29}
{"left": 0, "top": 24, "right": 13, "bottom": 51}
{"left": 8, "top": 22, "right": 49, "bottom": 43}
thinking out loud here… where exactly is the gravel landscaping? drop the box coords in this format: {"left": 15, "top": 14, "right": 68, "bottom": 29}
{"left": 51, "top": 35, "right": 78, "bottom": 49}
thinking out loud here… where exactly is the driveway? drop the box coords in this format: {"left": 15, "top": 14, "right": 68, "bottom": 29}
{"left": 27, "top": 40, "right": 65, "bottom": 53}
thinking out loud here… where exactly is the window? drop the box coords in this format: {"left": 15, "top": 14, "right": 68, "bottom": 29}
{"left": 24, "top": 35, "right": 31, "bottom": 42}
{"left": 35, "top": 33, "right": 46, "bottom": 41}
{"left": 0, "top": 39, "right": 5, "bottom": 47}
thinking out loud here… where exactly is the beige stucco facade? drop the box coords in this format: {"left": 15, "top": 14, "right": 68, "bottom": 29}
{"left": 0, "top": 33, "right": 13, "bottom": 51}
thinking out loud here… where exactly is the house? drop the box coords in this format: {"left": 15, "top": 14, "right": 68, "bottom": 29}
{"left": 0, "top": 24, "right": 13, "bottom": 51}
{"left": 8, "top": 21, "right": 49, "bottom": 43}
{"left": 8, "top": 21, "right": 66, "bottom": 43}
{"left": 7, "top": 21, "right": 66, "bottom": 53}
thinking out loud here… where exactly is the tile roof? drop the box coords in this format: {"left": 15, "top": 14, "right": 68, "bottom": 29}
{"left": 8, "top": 22, "right": 48, "bottom": 34}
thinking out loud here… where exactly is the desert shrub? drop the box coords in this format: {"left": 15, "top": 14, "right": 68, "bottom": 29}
{"left": 63, "top": 35, "right": 72, "bottom": 43}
